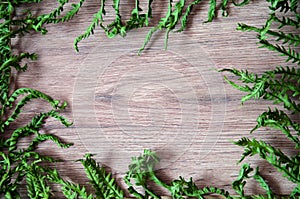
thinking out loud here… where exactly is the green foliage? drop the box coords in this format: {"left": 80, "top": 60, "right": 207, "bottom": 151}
{"left": 237, "top": 0, "right": 300, "bottom": 63}
{"left": 221, "top": 66, "right": 300, "bottom": 112}
{"left": 124, "top": 149, "right": 233, "bottom": 199}
{"left": 79, "top": 154, "right": 124, "bottom": 199}
{"left": 232, "top": 164, "right": 274, "bottom": 198}
{"left": 221, "top": 0, "right": 300, "bottom": 198}
{"left": 220, "top": 0, "right": 300, "bottom": 197}
{"left": 73, "top": 0, "right": 231, "bottom": 53}
{"left": 0, "top": 2, "right": 76, "bottom": 198}
{"left": 47, "top": 168, "right": 94, "bottom": 199}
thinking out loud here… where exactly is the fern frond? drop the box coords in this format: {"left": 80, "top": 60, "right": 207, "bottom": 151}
{"left": 253, "top": 167, "right": 274, "bottom": 198}
{"left": 252, "top": 108, "right": 300, "bottom": 148}
{"left": 5, "top": 88, "right": 65, "bottom": 109}
{"left": 47, "top": 169, "right": 94, "bottom": 199}
{"left": 206, "top": 0, "right": 216, "bottom": 22}
{"left": 237, "top": 9, "right": 300, "bottom": 67}
{"left": 274, "top": 15, "right": 300, "bottom": 29}
{"left": 74, "top": 6, "right": 106, "bottom": 52}
{"left": 124, "top": 149, "right": 161, "bottom": 199}
{"left": 238, "top": 19, "right": 300, "bottom": 46}
{"left": 0, "top": 52, "right": 37, "bottom": 72}
{"left": 259, "top": 38, "right": 300, "bottom": 64}
{"left": 5, "top": 109, "right": 72, "bottom": 152}
{"left": 139, "top": 0, "right": 179, "bottom": 52}
{"left": 289, "top": 0, "right": 298, "bottom": 12}
{"left": 220, "top": 68, "right": 267, "bottom": 103}
{"left": 241, "top": 78, "right": 268, "bottom": 103}
{"left": 29, "top": 0, "right": 74, "bottom": 34}
{"left": 274, "top": 66, "right": 300, "bottom": 78}
{"left": 267, "top": 87, "right": 300, "bottom": 112}
{"left": 52, "top": 0, "right": 85, "bottom": 23}
{"left": 79, "top": 154, "right": 124, "bottom": 199}
{"left": 170, "top": 176, "right": 232, "bottom": 198}
{"left": 0, "top": 88, "right": 67, "bottom": 131}
{"left": 275, "top": 31, "right": 300, "bottom": 46}
{"left": 220, "top": 68, "right": 258, "bottom": 83}
{"left": 138, "top": 26, "right": 159, "bottom": 54}
{"left": 0, "top": 152, "right": 12, "bottom": 192}
{"left": 232, "top": 164, "right": 274, "bottom": 198}
{"left": 27, "top": 132, "right": 72, "bottom": 152}
{"left": 178, "top": 0, "right": 201, "bottom": 32}
{"left": 235, "top": 137, "right": 300, "bottom": 183}
{"left": 221, "top": 67, "right": 300, "bottom": 112}
{"left": 26, "top": 165, "right": 51, "bottom": 199}
{"left": 0, "top": 68, "right": 12, "bottom": 105}
{"left": 232, "top": 163, "right": 253, "bottom": 197}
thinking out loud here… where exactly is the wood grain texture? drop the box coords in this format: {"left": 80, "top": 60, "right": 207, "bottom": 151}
{"left": 14, "top": 0, "right": 298, "bottom": 197}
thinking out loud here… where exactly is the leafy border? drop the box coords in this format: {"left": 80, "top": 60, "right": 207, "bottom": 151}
{"left": 0, "top": 0, "right": 299, "bottom": 198}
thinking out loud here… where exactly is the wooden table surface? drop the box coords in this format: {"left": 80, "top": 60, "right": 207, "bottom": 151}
{"left": 15, "top": 0, "right": 298, "bottom": 197}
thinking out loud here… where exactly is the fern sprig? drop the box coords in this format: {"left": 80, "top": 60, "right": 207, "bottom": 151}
{"left": 74, "top": 7, "right": 106, "bottom": 52}
{"left": 47, "top": 169, "right": 94, "bottom": 199}
{"left": 237, "top": 23, "right": 300, "bottom": 46}
{"left": 235, "top": 137, "right": 300, "bottom": 183}
{"left": 5, "top": 110, "right": 72, "bottom": 152}
{"left": 124, "top": 149, "right": 161, "bottom": 199}
{"left": 206, "top": 0, "right": 217, "bottom": 22}
{"left": 51, "top": 0, "right": 85, "bottom": 23}
{"left": 221, "top": 67, "right": 300, "bottom": 113}
{"left": 232, "top": 164, "right": 274, "bottom": 198}
{"left": 79, "top": 154, "right": 124, "bottom": 199}
{"left": 267, "top": 0, "right": 299, "bottom": 13}
{"left": 27, "top": 131, "right": 73, "bottom": 152}
{"left": 0, "top": 52, "right": 37, "bottom": 72}
{"left": 0, "top": 88, "right": 68, "bottom": 132}
{"left": 252, "top": 108, "right": 300, "bottom": 148}
{"left": 232, "top": 163, "right": 253, "bottom": 197}
{"left": 169, "top": 177, "right": 232, "bottom": 198}
{"left": 253, "top": 167, "right": 274, "bottom": 199}
{"left": 177, "top": 0, "right": 201, "bottom": 32}
{"left": 26, "top": 164, "right": 51, "bottom": 199}
{"left": 274, "top": 15, "right": 300, "bottom": 28}
{"left": 259, "top": 38, "right": 300, "bottom": 64}
{"left": 124, "top": 150, "right": 234, "bottom": 199}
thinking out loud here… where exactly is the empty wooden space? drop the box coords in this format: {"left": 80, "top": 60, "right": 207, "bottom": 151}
{"left": 14, "top": 0, "right": 298, "bottom": 197}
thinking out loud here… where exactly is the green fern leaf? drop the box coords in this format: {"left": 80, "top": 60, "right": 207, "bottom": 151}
{"left": 235, "top": 138, "right": 300, "bottom": 183}
{"left": 259, "top": 38, "right": 300, "bottom": 64}
{"left": 252, "top": 108, "right": 300, "bottom": 148}
{"left": 79, "top": 154, "right": 124, "bottom": 199}
{"left": 206, "top": 0, "right": 216, "bottom": 22}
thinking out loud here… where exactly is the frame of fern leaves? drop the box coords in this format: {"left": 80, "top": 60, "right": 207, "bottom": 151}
{"left": 0, "top": 0, "right": 299, "bottom": 198}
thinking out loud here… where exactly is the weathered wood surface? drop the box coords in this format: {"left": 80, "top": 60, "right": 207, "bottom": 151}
{"left": 15, "top": 0, "right": 298, "bottom": 197}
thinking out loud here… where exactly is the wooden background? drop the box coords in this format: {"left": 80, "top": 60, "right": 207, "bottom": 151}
{"left": 14, "top": 0, "right": 299, "bottom": 197}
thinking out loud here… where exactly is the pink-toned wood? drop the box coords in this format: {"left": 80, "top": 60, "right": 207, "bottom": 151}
{"left": 14, "top": 0, "right": 297, "bottom": 197}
